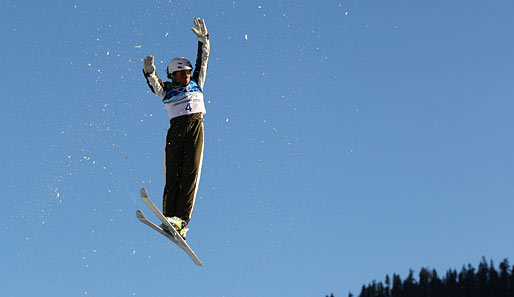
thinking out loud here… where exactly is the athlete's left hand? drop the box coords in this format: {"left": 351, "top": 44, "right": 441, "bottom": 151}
{"left": 191, "top": 18, "right": 209, "bottom": 41}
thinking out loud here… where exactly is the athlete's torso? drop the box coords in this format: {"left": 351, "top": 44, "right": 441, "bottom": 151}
{"left": 163, "top": 80, "right": 206, "bottom": 119}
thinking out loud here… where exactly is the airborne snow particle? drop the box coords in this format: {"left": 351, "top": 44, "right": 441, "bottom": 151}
{"left": 244, "top": 34, "right": 248, "bottom": 40}
{"left": 134, "top": 45, "right": 142, "bottom": 48}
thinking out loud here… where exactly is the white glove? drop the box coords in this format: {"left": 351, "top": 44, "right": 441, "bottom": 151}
{"left": 191, "top": 18, "right": 209, "bottom": 41}
{"left": 143, "top": 55, "right": 156, "bottom": 74}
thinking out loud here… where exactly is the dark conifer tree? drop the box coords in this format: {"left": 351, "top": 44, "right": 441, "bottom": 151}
{"left": 488, "top": 259, "right": 500, "bottom": 297}
{"left": 418, "top": 267, "right": 431, "bottom": 297}
{"left": 498, "top": 259, "right": 510, "bottom": 297}
{"left": 403, "top": 269, "right": 418, "bottom": 297}
{"left": 445, "top": 269, "right": 459, "bottom": 297}
{"left": 429, "top": 269, "right": 442, "bottom": 297}
{"left": 347, "top": 257, "right": 513, "bottom": 297}
{"left": 459, "top": 264, "right": 476, "bottom": 297}
{"left": 391, "top": 273, "right": 403, "bottom": 297}
{"left": 384, "top": 274, "right": 391, "bottom": 297}
{"left": 476, "top": 258, "right": 489, "bottom": 297}
{"left": 509, "top": 262, "right": 514, "bottom": 297}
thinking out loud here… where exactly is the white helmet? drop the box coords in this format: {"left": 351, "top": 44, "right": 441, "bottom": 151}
{"left": 166, "top": 57, "right": 193, "bottom": 78}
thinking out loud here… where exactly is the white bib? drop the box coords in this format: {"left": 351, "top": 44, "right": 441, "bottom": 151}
{"left": 165, "top": 92, "right": 206, "bottom": 119}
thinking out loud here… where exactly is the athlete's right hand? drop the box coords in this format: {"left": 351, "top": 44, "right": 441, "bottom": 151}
{"left": 143, "top": 55, "right": 156, "bottom": 74}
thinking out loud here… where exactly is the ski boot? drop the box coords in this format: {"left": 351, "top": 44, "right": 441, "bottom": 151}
{"left": 179, "top": 226, "right": 189, "bottom": 241}
{"left": 161, "top": 216, "right": 188, "bottom": 240}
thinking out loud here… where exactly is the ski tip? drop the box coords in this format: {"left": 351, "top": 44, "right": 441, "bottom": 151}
{"left": 140, "top": 188, "right": 148, "bottom": 198}
{"left": 195, "top": 261, "right": 204, "bottom": 267}
{"left": 136, "top": 209, "right": 145, "bottom": 220}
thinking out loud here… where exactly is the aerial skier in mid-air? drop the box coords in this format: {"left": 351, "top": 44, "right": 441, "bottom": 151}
{"left": 141, "top": 17, "right": 210, "bottom": 242}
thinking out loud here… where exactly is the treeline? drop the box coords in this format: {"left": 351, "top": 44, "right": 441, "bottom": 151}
{"left": 343, "top": 257, "right": 514, "bottom": 297}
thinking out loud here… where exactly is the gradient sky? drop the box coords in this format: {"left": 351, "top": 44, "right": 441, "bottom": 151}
{"left": 1, "top": 0, "right": 514, "bottom": 296}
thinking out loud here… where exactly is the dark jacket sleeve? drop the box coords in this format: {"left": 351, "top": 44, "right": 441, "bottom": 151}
{"left": 191, "top": 36, "right": 210, "bottom": 90}
{"left": 143, "top": 70, "right": 167, "bottom": 98}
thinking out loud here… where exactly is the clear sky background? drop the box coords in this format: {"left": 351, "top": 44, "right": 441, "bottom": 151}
{"left": 1, "top": 0, "right": 513, "bottom": 296}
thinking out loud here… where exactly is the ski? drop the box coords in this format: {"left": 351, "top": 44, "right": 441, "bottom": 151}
{"left": 136, "top": 188, "right": 203, "bottom": 266}
{"left": 136, "top": 210, "right": 178, "bottom": 243}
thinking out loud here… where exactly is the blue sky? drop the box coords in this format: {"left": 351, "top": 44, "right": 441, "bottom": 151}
{"left": 1, "top": 0, "right": 514, "bottom": 296}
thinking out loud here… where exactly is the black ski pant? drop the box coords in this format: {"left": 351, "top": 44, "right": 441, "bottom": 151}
{"left": 163, "top": 113, "right": 204, "bottom": 223}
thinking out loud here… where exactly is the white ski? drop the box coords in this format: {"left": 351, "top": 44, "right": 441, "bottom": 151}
{"left": 136, "top": 188, "right": 203, "bottom": 266}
